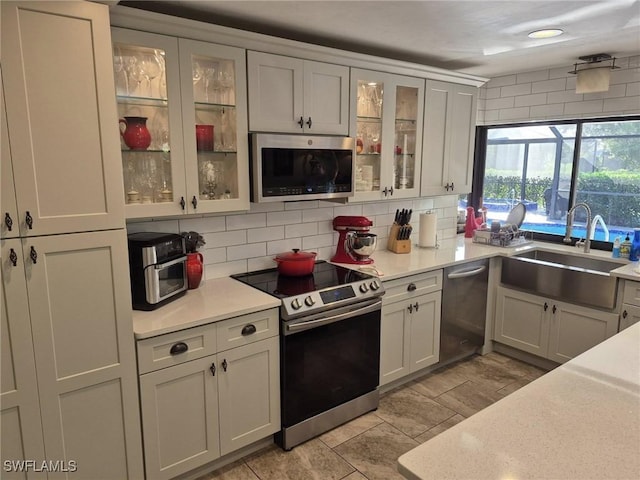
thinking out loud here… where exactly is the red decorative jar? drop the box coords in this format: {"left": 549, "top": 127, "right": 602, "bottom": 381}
{"left": 119, "top": 116, "right": 151, "bottom": 150}
{"left": 186, "top": 252, "right": 204, "bottom": 289}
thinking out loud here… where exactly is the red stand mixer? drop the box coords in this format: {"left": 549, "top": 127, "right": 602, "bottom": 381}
{"left": 331, "top": 216, "right": 377, "bottom": 264}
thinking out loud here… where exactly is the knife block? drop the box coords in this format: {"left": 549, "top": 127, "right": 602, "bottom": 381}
{"left": 387, "top": 224, "right": 412, "bottom": 254}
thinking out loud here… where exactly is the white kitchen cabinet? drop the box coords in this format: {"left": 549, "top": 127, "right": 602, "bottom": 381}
{"left": 112, "top": 28, "right": 249, "bottom": 218}
{"left": 1, "top": 241, "right": 46, "bottom": 480}
{"left": 1, "top": 2, "right": 144, "bottom": 478}
{"left": 494, "top": 286, "right": 619, "bottom": 363}
{"left": 138, "top": 310, "right": 280, "bottom": 479}
{"left": 380, "top": 271, "right": 442, "bottom": 386}
{"left": 247, "top": 51, "right": 349, "bottom": 135}
{"left": 421, "top": 80, "right": 478, "bottom": 196}
{"left": 1, "top": 68, "right": 19, "bottom": 240}
{"left": 2, "top": 1, "right": 125, "bottom": 236}
{"left": 350, "top": 69, "right": 425, "bottom": 201}
{"left": 620, "top": 280, "right": 640, "bottom": 331}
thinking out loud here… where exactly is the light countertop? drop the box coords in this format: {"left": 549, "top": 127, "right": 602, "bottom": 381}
{"left": 132, "top": 277, "right": 280, "bottom": 339}
{"left": 397, "top": 322, "right": 640, "bottom": 480}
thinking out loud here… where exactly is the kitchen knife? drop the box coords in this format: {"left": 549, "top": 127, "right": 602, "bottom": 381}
{"left": 394, "top": 209, "right": 400, "bottom": 224}
{"left": 407, "top": 209, "right": 412, "bottom": 225}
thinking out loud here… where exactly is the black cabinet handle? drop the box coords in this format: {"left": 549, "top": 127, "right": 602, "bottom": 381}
{"left": 544, "top": 302, "right": 548, "bottom": 311}
{"left": 222, "top": 359, "right": 228, "bottom": 372}
{"left": 552, "top": 305, "right": 557, "bottom": 314}
{"left": 169, "top": 342, "right": 188, "bottom": 355}
{"left": 306, "top": 117, "right": 312, "bottom": 128}
{"left": 407, "top": 283, "right": 417, "bottom": 292}
{"left": 191, "top": 196, "right": 198, "bottom": 209}
{"left": 5, "top": 213, "right": 13, "bottom": 231}
{"left": 622, "top": 310, "right": 628, "bottom": 319}
{"left": 450, "top": 182, "right": 454, "bottom": 191}
{"left": 9, "top": 248, "right": 18, "bottom": 267}
{"left": 408, "top": 304, "right": 413, "bottom": 313}
{"left": 241, "top": 324, "right": 257, "bottom": 336}
{"left": 414, "top": 302, "right": 419, "bottom": 312}
{"left": 298, "top": 116, "right": 304, "bottom": 128}
{"left": 180, "top": 197, "right": 186, "bottom": 210}
{"left": 25, "top": 211, "right": 33, "bottom": 229}
{"left": 389, "top": 186, "right": 394, "bottom": 196}
{"left": 210, "top": 363, "right": 216, "bottom": 376}
{"left": 29, "top": 246, "right": 37, "bottom": 264}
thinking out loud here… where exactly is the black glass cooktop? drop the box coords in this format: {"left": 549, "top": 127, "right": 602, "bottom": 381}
{"left": 231, "top": 261, "right": 373, "bottom": 299}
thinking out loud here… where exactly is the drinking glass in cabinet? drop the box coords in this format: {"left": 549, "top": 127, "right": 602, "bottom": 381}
{"left": 191, "top": 56, "right": 236, "bottom": 105}
{"left": 113, "top": 44, "right": 166, "bottom": 99}
{"left": 357, "top": 82, "right": 383, "bottom": 118}
{"left": 123, "top": 152, "right": 173, "bottom": 204}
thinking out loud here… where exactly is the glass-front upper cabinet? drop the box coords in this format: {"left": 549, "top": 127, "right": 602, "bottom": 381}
{"left": 350, "top": 69, "right": 424, "bottom": 202}
{"left": 111, "top": 29, "right": 248, "bottom": 218}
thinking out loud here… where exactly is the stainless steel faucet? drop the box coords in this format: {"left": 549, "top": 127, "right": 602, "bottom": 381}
{"left": 563, "top": 202, "right": 592, "bottom": 253}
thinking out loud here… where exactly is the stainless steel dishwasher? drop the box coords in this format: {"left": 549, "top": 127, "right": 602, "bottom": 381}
{"left": 441, "top": 259, "right": 489, "bottom": 365}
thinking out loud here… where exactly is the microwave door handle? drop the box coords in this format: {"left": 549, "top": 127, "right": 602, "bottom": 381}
{"left": 153, "top": 255, "right": 188, "bottom": 270}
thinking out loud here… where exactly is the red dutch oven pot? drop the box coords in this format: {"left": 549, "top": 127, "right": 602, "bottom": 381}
{"left": 274, "top": 249, "right": 317, "bottom": 276}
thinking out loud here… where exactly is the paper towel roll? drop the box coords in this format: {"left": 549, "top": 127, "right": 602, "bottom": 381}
{"left": 419, "top": 212, "right": 437, "bottom": 247}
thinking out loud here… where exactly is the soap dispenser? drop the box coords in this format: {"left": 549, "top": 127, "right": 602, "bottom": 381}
{"left": 612, "top": 237, "right": 621, "bottom": 258}
{"left": 620, "top": 233, "right": 632, "bottom": 259}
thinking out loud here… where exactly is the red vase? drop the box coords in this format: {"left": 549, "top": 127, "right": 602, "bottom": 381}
{"left": 119, "top": 116, "right": 151, "bottom": 150}
{"left": 464, "top": 206, "right": 477, "bottom": 238}
{"left": 186, "top": 252, "right": 203, "bottom": 289}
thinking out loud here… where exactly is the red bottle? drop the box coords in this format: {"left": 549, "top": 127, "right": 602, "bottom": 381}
{"left": 464, "top": 206, "right": 477, "bottom": 238}
{"left": 186, "top": 252, "right": 203, "bottom": 289}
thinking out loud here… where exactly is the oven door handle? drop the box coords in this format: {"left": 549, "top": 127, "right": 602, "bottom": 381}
{"left": 152, "top": 255, "right": 187, "bottom": 270}
{"left": 286, "top": 299, "right": 382, "bottom": 333}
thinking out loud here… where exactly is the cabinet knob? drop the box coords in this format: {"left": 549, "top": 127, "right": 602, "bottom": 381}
{"left": 210, "top": 363, "right": 216, "bottom": 376}
{"left": 222, "top": 359, "right": 228, "bottom": 372}
{"left": 383, "top": 187, "right": 394, "bottom": 197}
{"left": 407, "top": 283, "right": 417, "bottom": 292}
{"left": 298, "top": 116, "right": 304, "bottom": 129}
{"left": 9, "top": 248, "right": 18, "bottom": 267}
{"left": 25, "top": 211, "right": 33, "bottom": 229}
{"left": 4, "top": 213, "right": 13, "bottom": 231}
{"left": 306, "top": 117, "right": 312, "bottom": 128}
{"left": 408, "top": 304, "right": 413, "bottom": 313}
{"left": 544, "top": 302, "right": 548, "bottom": 311}
{"left": 241, "top": 324, "right": 257, "bottom": 336}
{"left": 450, "top": 182, "right": 454, "bottom": 191}
{"left": 623, "top": 310, "right": 628, "bottom": 319}
{"left": 180, "top": 197, "right": 186, "bottom": 210}
{"left": 414, "top": 302, "right": 419, "bottom": 312}
{"left": 552, "top": 305, "right": 557, "bottom": 314}
{"left": 29, "top": 246, "right": 38, "bottom": 264}
{"left": 169, "top": 342, "right": 189, "bottom": 355}
{"left": 191, "top": 196, "right": 198, "bottom": 209}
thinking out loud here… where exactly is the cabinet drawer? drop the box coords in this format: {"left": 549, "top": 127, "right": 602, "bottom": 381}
{"left": 217, "top": 308, "right": 279, "bottom": 352}
{"left": 623, "top": 280, "right": 640, "bottom": 307}
{"left": 137, "top": 324, "right": 217, "bottom": 374}
{"left": 383, "top": 270, "right": 443, "bottom": 303}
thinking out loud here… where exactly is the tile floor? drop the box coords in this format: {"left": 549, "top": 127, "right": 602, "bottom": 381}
{"left": 197, "top": 352, "right": 547, "bottom": 480}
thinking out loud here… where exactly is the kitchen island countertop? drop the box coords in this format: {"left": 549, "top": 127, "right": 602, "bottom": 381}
{"left": 397, "top": 321, "right": 640, "bottom": 480}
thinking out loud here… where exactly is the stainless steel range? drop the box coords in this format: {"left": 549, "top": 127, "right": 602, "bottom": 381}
{"left": 232, "top": 261, "right": 384, "bottom": 450}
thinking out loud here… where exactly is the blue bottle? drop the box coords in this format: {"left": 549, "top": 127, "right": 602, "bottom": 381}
{"left": 630, "top": 228, "right": 640, "bottom": 262}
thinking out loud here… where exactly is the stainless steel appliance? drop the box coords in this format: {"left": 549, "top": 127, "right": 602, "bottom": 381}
{"left": 441, "top": 259, "right": 489, "bottom": 365}
{"left": 128, "top": 232, "right": 187, "bottom": 310}
{"left": 232, "top": 261, "right": 384, "bottom": 450}
{"left": 250, "top": 133, "right": 355, "bottom": 203}
{"left": 331, "top": 215, "right": 377, "bottom": 264}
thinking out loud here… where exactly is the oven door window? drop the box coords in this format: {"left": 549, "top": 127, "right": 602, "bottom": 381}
{"left": 145, "top": 260, "right": 186, "bottom": 303}
{"left": 281, "top": 309, "right": 380, "bottom": 427}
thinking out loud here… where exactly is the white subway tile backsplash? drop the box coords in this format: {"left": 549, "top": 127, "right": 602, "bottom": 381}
{"left": 603, "top": 95, "right": 640, "bottom": 112}
{"left": 484, "top": 75, "right": 516, "bottom": 88}
{"left": 485, "top": 97, "right": 515, "bottom": 110}
{"left": 485, "top": 87, "right": 501, "bottom": 99}
{"left": 302, "top": 207, "right": 335, "bottom": 222}
{"left": 248, "top": 256, "right": 277, "bottom": 272}
{"left": 531, "top": 78, "right": 566, "bottom": 93}
{"left": 499, "top": 107, "right": 531, "bottom": 120}
{"left": 412, "top": 198, "right": 435, "bottom": 211}
{"left": 247, "top": 226, "right": 284, "bottom": 243}
{"left": 333, "top": 204, "right": 364, "bottom": 217}
{"left": 204, "top": 230, "right": 247, "bottom": 247}
{"left": 285, "top": 200, "right": 319, "bottom": 210}
{"left": 302, "top": 233, "right": 335, "bottom": 250}
{"left": 362, "top": 202, "right": 390, "bottom": 216}
{"left": 249, "top": 202, "right": 284, "bottom": 213}
{"left": 317, "top": 220, "right": 334, "bottom": 234}
{"left": 626, "top": 82, "right": 640, "bottom": 97}
{"left": 267, "top": 210, "right": 303, "bottom": 226}
{"left": 266, "top": 238, "right": 302, "bottom": 255}
{"left": 549, "top": 66, "right": 572, "bottom": 79}
{"left": 126, "top": 220, "right": 180, "bottom": 234}
{"left": 205, "top": 260, "right": 247, "bottom": 279}
{"left": 227, "top": 242, "right": 266, "bottom": 261}
{"left": 285, "top": 222, "right": 319, "bottom": 238}
{"left": 547, "top": 90, "right": 583, "bottom": 104}
{"left": 202, "top": 246, "right": 227, "bottom": 264}
{"left": 610, "top": 68, "right": 640, "bottom": 85}
{"left": 564, "top": 99, "right": 604, "bottom": 115}
{"left": 179, "top": 216, "right": 226, "bottom": 233}
{"left": 226, "top": 213, "right": 266, "bottom": 230}
{"left": 582, "top": 84, "right": 627, "bottom": 100}
{"left": 501, "top": 83, "right": 532, "bottom": 97}
{"left": 516, "top": 70, "right": 549, "bottom": 84}
{"left": 514, "top": 93, "right": 548, "bottom": 107}
{"left": 530, "top": 103, "right": 565, "bottom": 117}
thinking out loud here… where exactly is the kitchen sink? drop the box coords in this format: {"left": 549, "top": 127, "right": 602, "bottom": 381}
{"left": 501, "top": 250, "right": 622, "bottom": 310}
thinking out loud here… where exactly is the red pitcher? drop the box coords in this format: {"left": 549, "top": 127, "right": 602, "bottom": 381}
{"left": 186, "top": 252, "right": 204, "bottom": 289}
{"left": 119, "top": 116, "right": 151, "bottom": 150}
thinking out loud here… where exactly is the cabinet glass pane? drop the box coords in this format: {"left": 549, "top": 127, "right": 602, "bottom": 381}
{"left": 394, "top": 86, "right": 418, "bottom": 190}
{"left": 355, "top": 80, "right": 383, "bottom": 193}
{"left": 190, "top": 54, "right": 239, "bottom": 201}
{"left": 114, "top": 43, "right": 174, "bottom": 205}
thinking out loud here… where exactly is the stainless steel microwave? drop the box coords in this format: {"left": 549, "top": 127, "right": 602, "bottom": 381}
{"left": 250, "top": 133, "right": 355, "bottom": 203}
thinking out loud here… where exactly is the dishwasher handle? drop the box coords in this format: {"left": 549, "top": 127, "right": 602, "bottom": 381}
{"left": 447, "top": 265, "right": 487, "bottom": 279}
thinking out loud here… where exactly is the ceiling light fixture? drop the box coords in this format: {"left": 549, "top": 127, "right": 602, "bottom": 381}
{"left": 569, "top": 53, "right": 620, "bottom": 94}
{"left": 528, "top": 29, "right": 564, "bottom": 39}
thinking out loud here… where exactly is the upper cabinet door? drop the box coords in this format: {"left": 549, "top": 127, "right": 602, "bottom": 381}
{"left": 247, "top": 51, "right": 349, "bottom": 135}
{"left": 111, "top": 28, "right": 188, "bottom": 218}
{"left": 1, "top": 1, "right": 125, "bottom": 235}
{"left": 178, "top": 39, "right": 249, "bottom": 214}
{"left": 1, "top": 67, "right": 19, "bottom": 240}
{"left": 421, "top": 80, "right": 478, "bottom": 196}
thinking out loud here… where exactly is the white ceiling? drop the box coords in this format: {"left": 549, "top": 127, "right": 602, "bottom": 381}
{"left": 121, "top": 0, "right": 640, "bottom": 78}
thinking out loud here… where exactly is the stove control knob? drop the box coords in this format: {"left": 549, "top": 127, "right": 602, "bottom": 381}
{"left": 359, "top": 283, "right": 369, "bottom": 293}
{"left": 304, "top": 296, "right": 315, "bottom": 307}
{"left": 370, "top": 280, "right": 380, "bottom": 291}
{"left": 291, "top": 298, "right": 302, "bottom": 310}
